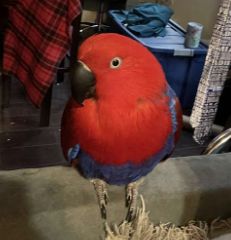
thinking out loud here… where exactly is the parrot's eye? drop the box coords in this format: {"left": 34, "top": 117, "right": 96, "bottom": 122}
{"left": 110, "top": 57, "right": 122, "bottom": 69}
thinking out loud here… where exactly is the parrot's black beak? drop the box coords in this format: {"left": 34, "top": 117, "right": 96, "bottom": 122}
{"left": 70, "top": 60, "right": 96, "bottom": 106}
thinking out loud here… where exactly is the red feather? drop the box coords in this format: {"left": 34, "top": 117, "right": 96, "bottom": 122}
{"left": 61, "top": 34, "right": 182, "bottom": 166}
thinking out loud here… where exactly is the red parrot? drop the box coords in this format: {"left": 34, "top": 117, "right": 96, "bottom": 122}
{"left": 61, "top": 33, "right": 182, "bottom": 219}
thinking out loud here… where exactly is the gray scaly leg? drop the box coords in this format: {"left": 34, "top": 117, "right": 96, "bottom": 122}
{"left": 126, "top": 178, "right": 143, "bottom": 221}
{"left": 90, "top": 178, "right": 108, "bottom": 219}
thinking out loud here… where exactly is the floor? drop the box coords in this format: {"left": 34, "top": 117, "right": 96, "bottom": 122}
{"left": 0, "top": 66, "right": 211, "bottom": 170}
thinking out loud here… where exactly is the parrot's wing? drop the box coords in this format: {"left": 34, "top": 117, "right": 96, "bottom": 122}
{"left": 61, "top": 99, "right": 83, "bottom": 164}
{"left": 67, "top": 144, "right": 81, "bottom": 164}
{"left": 165, "top": 85, "right": 178, "bottom": 133}
{"left": 161, "top": 84, "right": 182, "bottom": 160}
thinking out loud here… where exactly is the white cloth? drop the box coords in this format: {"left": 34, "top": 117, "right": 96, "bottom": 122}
{"left": 190, "top": 0, "right": 231, "bottom": 144}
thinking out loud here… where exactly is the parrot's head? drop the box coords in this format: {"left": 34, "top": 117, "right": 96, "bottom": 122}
{"left": 71, "top": 33, "right": 167, "bottom": 109}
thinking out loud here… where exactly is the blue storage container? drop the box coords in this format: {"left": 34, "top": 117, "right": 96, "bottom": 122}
{"left": 108, "top": 10, "right": 208, "bottom": 109}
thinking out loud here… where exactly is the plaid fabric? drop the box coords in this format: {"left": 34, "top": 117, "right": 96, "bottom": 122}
{"left": 3, "top": 0, "right": 82, "bottom": 107}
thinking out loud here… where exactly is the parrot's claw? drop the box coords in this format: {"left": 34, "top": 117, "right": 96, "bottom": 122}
{"left": 126, "top": 209, "right": 134, "bottom": 222}
{"left": 101, "top": 205, "right": 107, "bottom": 219}
{"left": 104, "top": 193, "right": 108, "bottom": 205}
{"left": 90, "top": 178, "right": 108, "bottom": 219}
{"left": 125, "top": 195, "right": 131, "bottom": 207}
{"left": 125, "top": 178, "right": 144, "bottom": 221}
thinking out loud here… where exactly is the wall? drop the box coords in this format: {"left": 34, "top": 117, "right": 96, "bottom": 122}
{"left": 82, "top": 0, "right": 100, "bottom": 22}
{"left": 171, "top": 0, "right": 221, "bottom": 42}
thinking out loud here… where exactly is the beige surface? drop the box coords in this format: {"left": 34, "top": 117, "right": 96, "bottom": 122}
{"left": 1, "top": 153, "right": 231, "bottom": 239}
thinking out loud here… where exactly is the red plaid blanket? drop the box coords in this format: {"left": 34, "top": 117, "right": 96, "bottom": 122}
{"left": 3, "top": 0, "right": 82, "bottom": 107}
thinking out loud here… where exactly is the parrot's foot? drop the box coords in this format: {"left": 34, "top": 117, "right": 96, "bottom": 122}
{"left": 90, "top": 178, "right": 108, "bottom": 219}
{"left": 126, "top": 178, "right": 143, "bottom": 221}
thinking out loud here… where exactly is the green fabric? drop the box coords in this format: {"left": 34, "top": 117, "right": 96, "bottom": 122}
{"left": 1, "top": 153, "right": 231, "bottom": 240}
{"left": 115, "top": 4, "right": 174, "bottom": 37}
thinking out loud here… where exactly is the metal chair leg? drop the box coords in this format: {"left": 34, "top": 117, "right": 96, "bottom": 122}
{"left": 70, "top": 14, "right": 82, "bottom": 69}
{"left": 2, "top": 74, "right": 11, "bottom": 108}
{"left": 40, "top": 84, "right": 53, "bottom": 127}
{"left": 202, "top": 128, "right": 231, "bottom": 154}
{"left": 57, "top": 58, "right": 65, "bottom": 83}
{"left": 0, "top": 72, "right": 2, "bottom": 112}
